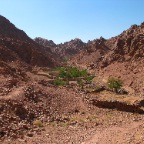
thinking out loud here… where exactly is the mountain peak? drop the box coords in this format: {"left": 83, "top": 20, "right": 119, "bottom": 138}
{"left": 0, "top": 15, "right": 30, "bottom": 41}
{"left": 34, "top": 37, "right": 56, "bottom": 47}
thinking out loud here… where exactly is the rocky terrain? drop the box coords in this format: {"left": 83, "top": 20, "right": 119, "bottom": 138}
{"left": 34, "top": 37, "right": 56, "bottom": 50}
{"left": 56, "top": 38, "right": 86, "bottom": 60}
{"left": 0, "top": 15, "right": 59, "bottom": 68}
{"left": 70, "top": 23, "right": 144, "bottom": 95}
{"left": 34, "top": 37, "right": 86, "bottom": 60}
{"left": 0, "top": 15, "right": 144, "bottom": 144}
{"left": 35, "top": 23, "right": 144, "bottom": 94}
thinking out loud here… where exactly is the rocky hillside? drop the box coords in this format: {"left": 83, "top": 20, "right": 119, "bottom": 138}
{"left": 70, "top": 37, "right": 110, "bottom": 69}
{"left": 70, "top": 22, "right": 144, "bottom": 94}
{"left": 94, "top": 22, "right": 144, "bottom": 68}
{"left": 0, "top": 15, "right": 30, "bottom": 41}
{"left": 56, "top": 38, "right": 86, "bottom": 59}
{"left": 34, "top": 37, "right": 56, "bottom": 48}
{"left": 34, "top": 37, "right": 86, "bottom": 60}
{"left": 0, "top": 15, "right": 58, "bottom": 68}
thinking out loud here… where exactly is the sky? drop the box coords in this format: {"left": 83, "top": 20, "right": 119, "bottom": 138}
{"left": 0, "top": 0, "right": 144, "bottom": 44}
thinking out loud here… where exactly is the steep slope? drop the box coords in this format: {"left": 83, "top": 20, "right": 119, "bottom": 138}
{"left": 70, "top": 23, "right": 144, "bottom": 94}
{"left": 0, "top": 15, "right": 30, "bottom": 41}
{"left": 99, "top": 22, "right": 144, "bottom": 67}
{"left": 98, "top": 22, "right": 144, "bottom": 94}
{"left": 70, "top": 37, "right": 110, "bottom": 69}
{"left": 0, "top": 15, "right": 58, "bottom": 68}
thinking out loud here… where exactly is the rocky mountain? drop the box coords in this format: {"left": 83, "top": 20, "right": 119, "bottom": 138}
{"left": 0, "top": 15, "right": 30, "bottom": 41}
{"left": 103, "top": 23, "right": 144, "bottom": 64}
{"left": 70, "top": 22, "right": 144, "bottom": 94}
{"left": 34, "top": 37, "right": 56, "bottom": 48}
{"left": 56, "top": 38, "right": 86, "bottom": 59}
{"left": 0, "top": 15, "right": 58, "bottom": 68}
{"left": 34, "top": 37, "right": 86, "bottom": 60}
{"left": 70, "top": 37, "right": 110, "bottom": 68}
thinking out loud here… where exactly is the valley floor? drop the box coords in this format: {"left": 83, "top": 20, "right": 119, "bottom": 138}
{"left": 1, "top": 68, "right": 144, "bottom": 144}
{"left": 3, "top": 108, "right": 144, "bottom": 144}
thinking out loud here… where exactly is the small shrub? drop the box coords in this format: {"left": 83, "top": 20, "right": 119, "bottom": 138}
{"left": 33, "top": 120, "right": 43, "bottom": 127}
{"left": 64, "top": 67, "right": 81, "bottom": 78}
{"left": 107, "top": 77, "right": 123, "bottom": 93}
{"left": 53, "top": 79, "right": 66, "bottom": 86}
{"left": 59, "top": 68, "right": 67, "bottom": 78}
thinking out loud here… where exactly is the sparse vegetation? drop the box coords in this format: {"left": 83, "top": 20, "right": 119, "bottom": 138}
{"left": 52, "top": 66, "right": 94, "bottom": 86}
{"left": 33, "top": 120, "right": 43, "bottom": 127}
{"left": 53, "top": 79, "right": 67, "bottom": 86}
{"left": 59, "top": 67, "right": 88, "bottom": 79}
{"left": 107, "top": 77, "right": 123, "bottom": 93}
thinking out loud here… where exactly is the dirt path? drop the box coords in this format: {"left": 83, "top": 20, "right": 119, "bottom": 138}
{"left": 82, "top": 122, "right": 144, "bottom": 144}
{"left": 9, "top": 120, "right": 143, "bottom": 144}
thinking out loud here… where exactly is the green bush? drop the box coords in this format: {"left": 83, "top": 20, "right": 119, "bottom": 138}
{"left": 66, "top": 67, "right": 81, "bottom": 78}
{"left": 59, "top": 67, "right": 67, "bottom": 78}
{"left": 33, "top": 120, "right": 43, "bottom": 127}
{"left": 107, "top": 77, "right": 123, "bottom": 93}
{"left": 59, "top": 67, "right": 88, "bottom": 79}
{"left": 51, "top": 66, "right": 94, "bottom": 87}
{"left": 53, "top": 79, "right": 67, "bottom": 86}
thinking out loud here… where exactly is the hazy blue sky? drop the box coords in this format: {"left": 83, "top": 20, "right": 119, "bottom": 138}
{"left": 0, "top": 0, "right": 144, "bottom": 44}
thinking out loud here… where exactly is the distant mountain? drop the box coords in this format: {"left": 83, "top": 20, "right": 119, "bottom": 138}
{"left": 55, "top": 38, "right": 86, "bottom": 59}
{"left": 34, "top": 37, "right": 56, "bottom": 48}
{"left": 34, "top": 37, "right": 86, "bottom": 60}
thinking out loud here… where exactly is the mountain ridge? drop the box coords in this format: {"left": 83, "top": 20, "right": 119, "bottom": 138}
{"left": 0, "top": 15, "right": 59, "bottom": 68}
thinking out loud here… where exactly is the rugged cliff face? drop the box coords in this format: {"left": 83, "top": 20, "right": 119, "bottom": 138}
{"left": 99, "top": 23, "right": 144, "bottom": 94}
{"left": 100, "top": 22, "right": 144, "bottom": 66}
{"left": 69, "top": 23, "right": 144, "bottom": 94}
{"left": 0, "top": 15, "right": 59, "bottom": 68}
